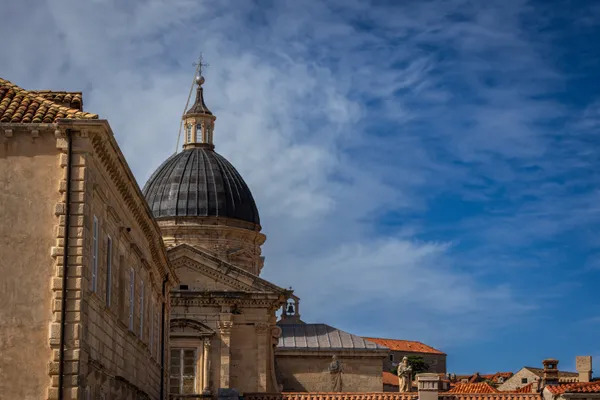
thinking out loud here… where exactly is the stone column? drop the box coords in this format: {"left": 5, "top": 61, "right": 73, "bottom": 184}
{"left": 255, "top": 323, "right": 269, "bottom": 391}
{"left": 417, "top": 373, "right": 440, "bottom": 400}
{"left": 218, "top": 320, "right": 233, "bottom": 388}
{"left": 202, "top": 339, "right": 211, "bottom": 394}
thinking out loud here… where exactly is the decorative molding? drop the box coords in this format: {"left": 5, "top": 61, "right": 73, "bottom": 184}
{"left": 170, "top": 318, "right": 215, "bottom": 336}
{"left": 218, "top": 321, "right": 233, "bottom": 335}
{"left": 171, "top": 295, "right": 282, "bottom": 309}
{"left": 171, "top": 257, "right": 257, "bottom": 292}
{"left": 255, "top": 323, "right": 269, "bottom": 335}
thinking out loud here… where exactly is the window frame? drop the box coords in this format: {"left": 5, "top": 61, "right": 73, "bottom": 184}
{"left": 140, "top": 280, "right": 145, "bottom": 339}
{"left": 129, "top": 268, "right": 135, "bottom": 331}
{"left": 91, "top": 216, "right": 99, "bottom": 292}
{"left": 105, "top": 235, "right": 112, "bottom": 307}
{"left": 149, "top": 297, "right": 154, "bottom": 355}
{"left": 169, "top": 348, "right": 197, "bottom": 394}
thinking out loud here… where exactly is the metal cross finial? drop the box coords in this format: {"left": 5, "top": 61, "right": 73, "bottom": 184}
{"left": 193, "top": 54, "right": 210, "bottom": 77}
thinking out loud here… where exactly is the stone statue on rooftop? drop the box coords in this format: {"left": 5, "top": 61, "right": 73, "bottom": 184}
{"left": 328, "top": 355, "right": 343, "bottom": 392}
{"left": 397, "top": 356, "right": 413, "bottom": 392}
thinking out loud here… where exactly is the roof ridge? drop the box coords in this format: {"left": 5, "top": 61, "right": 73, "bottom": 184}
{"left": 0, "top": 77, "right": 98, "bottom": 122}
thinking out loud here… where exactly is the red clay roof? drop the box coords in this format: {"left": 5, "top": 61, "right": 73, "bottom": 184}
{"left": 439, "top": 395, "right": 541, "bottom": 400}
{"left": 448, "top": 383, "right": 500, "bottom": 394}
{"left": 363, "top": 337, "right": 445, "bottom": 355}
{"left": 546, "top": 382, "right": 600, "bottom": 394}
{"left": 515, "top": 382, "right": 535, "bottom": 393}
{"left": 383, "top": 371, "right": 399, "bottom": 386}
{"left": 0, "top": 78, "right": 97, "bottom": 123}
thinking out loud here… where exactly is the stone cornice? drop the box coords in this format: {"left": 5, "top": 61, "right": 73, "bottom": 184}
{"left": 55, "top": 119, "right": 178, "bottom": 288}
{"left": 171, "top": 290, "right": 284, "bottom": 308}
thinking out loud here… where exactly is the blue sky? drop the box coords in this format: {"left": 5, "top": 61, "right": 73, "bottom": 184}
{"left": 2, "top": 0, "right": 600, "bottom": 374}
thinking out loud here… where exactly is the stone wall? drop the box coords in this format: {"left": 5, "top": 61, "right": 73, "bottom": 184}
{"left": 276, "top": 353, "right": 384, "bottom": 392}
{"left": 0, "top": 128, "right": 61, "bottom": 399}
{"left": 77, "top": 123, "right": 174, "bottom": 399}
{"left": 497, "top": 369, "right": 540, "bottom": 391}
{"left": 0, "top": 123, "right": 174, "bottom": 399}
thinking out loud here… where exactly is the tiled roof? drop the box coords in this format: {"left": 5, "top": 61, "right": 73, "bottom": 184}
{"left": 524, "top": 367, "right": 578, "bottom": 378}
{"left": 515, "top": 382, "right": 535, "bottom": 393}
{"left": 546, "top": 382, "right": 600, "bottom": 394}
{"left": 440, "top": 395, "right": 541, "bottom": 400}
{"left": 448, "top": 383, "right": 500, "bottom": 394}
{"left": 363, "top": 337, "right": 445, "bottom": 355}
{"left": 30, "top": 90, "right": 83, "bottom": 110}
{"left": 278, "top": 324, "right": 389, "bottom": 351}
{"left": 483, "top": 373, "right": 514, "bottom": 383}
{"left": 453, "top": 372, "right": 514, "bottom": 384}
{"left": 383, "top": 371, "right": 399, "bottom": 386}
{"left": 0, "top": 77, "right": 97, "bottom": 123}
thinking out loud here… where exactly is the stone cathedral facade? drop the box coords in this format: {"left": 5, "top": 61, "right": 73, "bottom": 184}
{"left": 0, "top": 73, "right": 389, "bottom": 400}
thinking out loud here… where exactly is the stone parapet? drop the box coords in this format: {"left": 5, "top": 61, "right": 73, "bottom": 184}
{"left": 244, "top": 393, "right": 418, "bottom": 400}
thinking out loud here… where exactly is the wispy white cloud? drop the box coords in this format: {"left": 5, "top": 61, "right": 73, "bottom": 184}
{"left": 3, "top": 0, "right": 600, "bottom": 370}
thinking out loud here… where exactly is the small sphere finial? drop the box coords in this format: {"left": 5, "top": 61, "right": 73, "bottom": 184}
{"left": 196, "top": 75, "right": 205, "bottom": 86}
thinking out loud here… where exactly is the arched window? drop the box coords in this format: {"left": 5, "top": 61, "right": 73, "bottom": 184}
{"left": 186, "top": 124, "right": 193, "bottom": 144}
{"left": 206, "top": 124, "right": 213, "bottom": 144}
{"left": 196, "top": 122, "right": 204, "bottom": 142}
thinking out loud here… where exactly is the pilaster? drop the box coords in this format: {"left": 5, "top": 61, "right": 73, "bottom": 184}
{"left": 255, "top": 323, "right": 269, "bottom": 391}
{"left": 48, "top": 128, "right": 87, "bottom": 400}
{"left": 218, "top": 317, "right": 233, "bottom": 388}
{"left": 203, "top": 339, "right": 212, "bottom": 394}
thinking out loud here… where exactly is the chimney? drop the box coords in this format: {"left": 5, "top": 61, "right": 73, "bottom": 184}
{"left": 417, "top": 373, "right": 440, "bottom": 400}
{"left": 543, "top": 359, "right": 560, "bottom": 386}
{"left": 576, "top": 356, "right": 593, "bottom": 383}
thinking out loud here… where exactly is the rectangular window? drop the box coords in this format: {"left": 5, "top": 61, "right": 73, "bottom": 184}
{"left": 156, "top": 308, "right": 161, "bottom": 360}
{"left": 91, "top": 216, "right": 98, "bottom": 292}
{"left": 521, "top": 378, "right": 528, "bottom": 384}
{"left": 129, "top": 268, "right": 135, "bottom": 331}
{"left": 150, "top": 298, "right": 154, "bottom": 355}
{"left": 105, "top": 236, "right": 112, "bottom": 307}
{"left": 169, "top": 349, "right": 197, "bottom": 394}
{"left": 140, "top": 280, "right": 145, "bottom": 339}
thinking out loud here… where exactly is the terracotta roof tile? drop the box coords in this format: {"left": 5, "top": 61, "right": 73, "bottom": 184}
{"left": 546, "top": 382, "right": 600, "bottom": 394}
{"left": 363, "top": 337, "right": 445, "bottom": 355}
{"left": 439, "top": 395, "right": 541, "bottom": 400}
{"left": 515, "top": 382, "right": 535, "bottom": 393}
{"left": 448, "top": 383, "right": 500, "bottom": 394}
{"left": 0, "top": 78, "right": 97, "bottom": 123}
{"left": 383, "top": 371, "right": 399, "bottom": 386}
{"left": 30, "top": 90, "right": 83, "bottom": 110}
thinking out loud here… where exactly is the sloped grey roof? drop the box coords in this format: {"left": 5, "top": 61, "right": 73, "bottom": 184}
{"left": 277, "top": 323, "right": 389, "bottom": 351}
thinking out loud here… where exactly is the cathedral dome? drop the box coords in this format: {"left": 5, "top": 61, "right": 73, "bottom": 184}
{"left": 142, "top": 146, "right": 260, "bottom": 225}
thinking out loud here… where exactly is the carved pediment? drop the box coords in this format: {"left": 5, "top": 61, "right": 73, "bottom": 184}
{"left": 167, "top": 244, "right": 289, "bottom": 295}
{"left": 170, "top": 318, "right": 215, "bottom": 337}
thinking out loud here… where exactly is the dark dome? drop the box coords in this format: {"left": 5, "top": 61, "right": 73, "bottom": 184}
{"left": 142, "top": 147, "right": 260, "bottom": 225}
